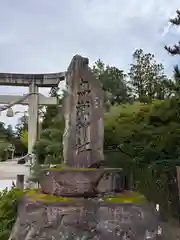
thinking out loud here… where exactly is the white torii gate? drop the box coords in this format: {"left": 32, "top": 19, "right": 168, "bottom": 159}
{"left": 0, "top": 72, "right": 65, "bottom": 160}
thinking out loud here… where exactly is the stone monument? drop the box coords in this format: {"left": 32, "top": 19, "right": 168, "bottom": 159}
{"left": 63, "top": 55, "right": 104, "bottom": 168}
{"left": 9, "top": 55, "right": 161, "bottom": 240}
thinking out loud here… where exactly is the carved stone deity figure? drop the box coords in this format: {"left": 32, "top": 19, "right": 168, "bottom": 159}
{"left": 63, "top": 55, "right": 104, "bottom": 168}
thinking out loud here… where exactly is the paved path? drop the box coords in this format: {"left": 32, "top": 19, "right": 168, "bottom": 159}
{"left": 0, "top": 160, "right": 29, "bottom": 180}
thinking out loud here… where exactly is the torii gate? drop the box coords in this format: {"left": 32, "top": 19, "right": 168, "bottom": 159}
{"left": 0, "top": 72, "right": 65, "bottom": 159}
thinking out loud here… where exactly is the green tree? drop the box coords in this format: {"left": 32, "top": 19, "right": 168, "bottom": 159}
{"left": 41, "top": 86, "right": 61, "bottom": 130}
{"left": 165, "top": 10, "right": 180, "bottom": 55}
{"left": 5, "top": 125, "right": 14, "bottom": 142}
{"left": 92, "top": 59, "right": 131, "bottom": 104}
{"left": 104, "top": 99, "right": 180, "bottom": 217}
{"left": 20, "top": 130, "right": 28, "bottom": 149}
{"left": 0, "top": 122, "right": 15, "bottom": 160}
{"left": 162, "top": 66, "right": 180, "bottom": 97}
{"left": 34, "top": 86, "right": 64, "bottom": 164}
{"left": 165, "top": 10, "right": 180, "bottom": 97}
{"left": 15, "top": 114, "right": 28, "bottom": 137}
{"left": 0, "top": 186, "right": 25, "bottom": 240}
{"left": 15, "top": 114, "right": 28, "bottom": 154}
{"left": 34, "top": 113, "right": 64, "bottom": 164}
{"left": 128, "top": 49, "right": 168, "bottom": 102}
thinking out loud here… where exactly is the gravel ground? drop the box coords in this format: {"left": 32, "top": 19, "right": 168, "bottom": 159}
{"left": 0, "top": 160, "right": 29, "bottom": 180}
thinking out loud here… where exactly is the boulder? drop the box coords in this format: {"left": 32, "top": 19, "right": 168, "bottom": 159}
{"left": 9, "top": 191, "right": 160, "bottom": 240}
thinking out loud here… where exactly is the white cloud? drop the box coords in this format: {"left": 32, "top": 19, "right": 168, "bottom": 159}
{"left": 0, "top": 0, "right": 180, "bottom": 126}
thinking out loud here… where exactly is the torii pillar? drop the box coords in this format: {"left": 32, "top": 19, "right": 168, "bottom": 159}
{"left": 28, "top": 81, "right": 38, "bottom": 155}
{"left": 0, "top": 72, "right": 65, "bottom": 164}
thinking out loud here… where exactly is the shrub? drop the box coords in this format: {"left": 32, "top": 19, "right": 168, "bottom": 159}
{"left": 0, "top": 186, "right": 25, "bottom": 240}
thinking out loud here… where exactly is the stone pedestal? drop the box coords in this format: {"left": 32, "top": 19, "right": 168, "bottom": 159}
{"left": 9, "top": 168, "right": 161, "bottom": 240}
{"left": 9, "top": 191, "right": 160, "bottom": 240}
{"left": 40, "top": 168, "right": 105, "bottom": 197}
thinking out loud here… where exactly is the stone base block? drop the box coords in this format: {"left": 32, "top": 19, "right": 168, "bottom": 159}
{"left": 9, "top": 191, "right": 160, "bottom": 240}
{"left": 40, "top": 168, "right": 105, "bottom": 197}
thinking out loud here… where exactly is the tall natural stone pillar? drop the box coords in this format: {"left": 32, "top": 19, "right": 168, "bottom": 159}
{"left": 63, "top": 55, "right": 104, "bottom": 168}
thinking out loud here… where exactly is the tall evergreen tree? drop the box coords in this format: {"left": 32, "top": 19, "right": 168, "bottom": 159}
{"left": 165, "top": 10, "right": 180, "bottom": 55}
{"left": 129, "top": 49, "right": 167, "bottom": 102}
{"left": 92, "top": 59, "right": 131, "bottom": 104}
{"left": 165, "top": 10, "right": 180, "bottom": 97}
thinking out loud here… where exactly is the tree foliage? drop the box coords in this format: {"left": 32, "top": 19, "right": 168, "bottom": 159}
{"left": 14, "top": 114, "right": 28, "bottom": 154}
{"left": 15, "top": 114, "right": 28, "bottom": 137}
{"left": 165, "top": 9, "right": 180, "bottom": 98}
{"left": 41, "top": 86, "right": 61, "bottom": 130}
{"left": 20, "top": 130, "right": 28, "bottom": 149}
{"left": 165, "top": 10, "right": 180, "bottom": 55}
{"left": 0, "top": 122, "right": 15, "bottom": 161}
{"left": 33, "top": 86, "right": 64, "bottom": 164}
{"left": 0, "top": 186, "right": 25, "bottom": 240}
{"left": 92, "top": 59, "right": 131, "bottom": 104}
{"left": 34, "top": 112, "right": 64, "bottom": 164}
{"left": 104, "top": 99, "right": 180, "bottom": 167}
{"left": 128, "top": 49, "right": 169, "bottom": 102}
{"left": 104, "top": 99, "right": 180, "bottom": 217}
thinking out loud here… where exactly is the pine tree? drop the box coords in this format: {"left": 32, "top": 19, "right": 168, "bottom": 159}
{"left": 165, "top": 10, "right": 180, "bottom": 55}
{"left": 128, "top": 49, "right": 167, "bottom": 102}
{"left": 165, "top": 10, "right": 180, "bottom": 96}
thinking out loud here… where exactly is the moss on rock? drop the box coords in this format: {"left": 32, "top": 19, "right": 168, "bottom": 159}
{"left": 102, "top": 191, "right": 147, "bottom": 204}
{"left": 45, "top": 167, "right": 97, "bottom": 171}
{"left": 26, "top": 190, "right": 73, "bottom": 202}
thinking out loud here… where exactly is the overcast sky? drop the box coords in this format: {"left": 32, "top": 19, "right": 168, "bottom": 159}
{"left": 0, "top": 0, "right": 180, "bottom": 127}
